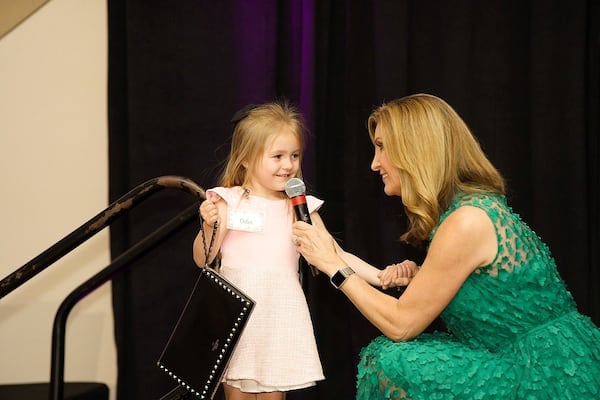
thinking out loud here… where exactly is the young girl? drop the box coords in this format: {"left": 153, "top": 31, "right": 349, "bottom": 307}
{"left": 192, "top": 101, "right": 323, "bottom": 400}
{"left": 194, "top": 101, "right": 413, "bottom": 399}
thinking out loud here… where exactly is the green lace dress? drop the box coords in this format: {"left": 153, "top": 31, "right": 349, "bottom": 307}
{"left": 356, "top": 193, "right": 600, "bottom": 399}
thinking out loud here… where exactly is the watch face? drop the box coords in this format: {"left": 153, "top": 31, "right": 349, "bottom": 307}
{"left": 331, "top": 268, "right": 353, "bottom": 288}
{"left": 331, "top": 271, "right": 345, "bottom": 288}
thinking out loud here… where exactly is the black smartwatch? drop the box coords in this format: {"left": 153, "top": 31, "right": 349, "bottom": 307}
{"left": 330, "top": 267, "right": 355, "bottom": 289}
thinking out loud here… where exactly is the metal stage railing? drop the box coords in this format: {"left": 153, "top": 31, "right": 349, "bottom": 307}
{"left": 0, "top": 175, "right": 204, "bottom": 400}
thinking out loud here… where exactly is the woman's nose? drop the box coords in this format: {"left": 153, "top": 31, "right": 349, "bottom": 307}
{"left": 371, "top": 154, "right": 379, "bottom": 171}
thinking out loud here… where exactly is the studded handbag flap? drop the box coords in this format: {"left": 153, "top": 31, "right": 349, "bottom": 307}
{"left": 157, "top": 267, "right": 255, "bottom": 399}
{"left": 157, "top": 219, "right": 255, "bottom": 399}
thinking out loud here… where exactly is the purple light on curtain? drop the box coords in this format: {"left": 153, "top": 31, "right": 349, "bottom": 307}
{"left": 293, "top": 0, "right": 316, "bottom": 181}
{"left": 231, "top": 0, "right": 279, "bottom": 102}
{"left": 231, "top": 0, "right": 317, "bottom": 180}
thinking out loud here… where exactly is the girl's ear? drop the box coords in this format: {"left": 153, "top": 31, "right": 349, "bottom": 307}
{"left": 242, "top": 160, "right": 249, "bottom": 169}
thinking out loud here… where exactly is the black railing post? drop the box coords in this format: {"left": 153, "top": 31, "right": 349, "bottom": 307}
{"left": 49, "top": 203, "right": 200, "bottom": 400}
{"left": 0, "top": 175, "right": 206, "bottom": 400}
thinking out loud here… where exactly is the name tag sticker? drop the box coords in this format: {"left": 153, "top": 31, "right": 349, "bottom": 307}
{"left": 227, "top": 207, "right": 266, "bottom": 232}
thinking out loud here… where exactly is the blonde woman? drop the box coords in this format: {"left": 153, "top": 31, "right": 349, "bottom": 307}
{"left": 292, "top": 94, "right": 600, "bottom": 399}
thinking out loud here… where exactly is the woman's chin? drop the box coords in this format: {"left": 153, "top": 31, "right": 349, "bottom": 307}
{"left": 383, "top": 185, "right": 401, "bottom": 197}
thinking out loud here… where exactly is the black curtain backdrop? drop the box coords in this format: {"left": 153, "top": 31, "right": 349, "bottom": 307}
{"left": 108, "top": 1, "right": 599, "bottom": 399}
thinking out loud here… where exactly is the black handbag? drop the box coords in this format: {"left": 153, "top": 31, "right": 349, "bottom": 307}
{"left": 157, "top": 220, "right": 255, "bottom": 399}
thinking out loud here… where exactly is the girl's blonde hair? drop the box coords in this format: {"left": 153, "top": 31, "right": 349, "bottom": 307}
{"left": 220, "top": 101, "right": 305, "bottom": 191}
{"left": 368, "top": 93, "right": 505, "bottom": 245}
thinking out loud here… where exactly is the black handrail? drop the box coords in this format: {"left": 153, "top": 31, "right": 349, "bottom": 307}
{"left": 0, "top": 175, "right": 204, "bottom": 298}
{"left": 0, "top": 175, "right": 204, "bottom": 400}
{"left": 51, "top": 203, "right": 200, "bottom": 400}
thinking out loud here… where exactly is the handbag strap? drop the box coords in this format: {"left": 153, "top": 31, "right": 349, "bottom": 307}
{"left": 200, "top": 217, "right": 219, "bottom": 268}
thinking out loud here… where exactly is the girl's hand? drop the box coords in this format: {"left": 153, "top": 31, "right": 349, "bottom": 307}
{"left": 199, "top": 199, "right": 218, "bottom": 226}
{"left": 378, "top": 260, "right": 419, "bottom": 289}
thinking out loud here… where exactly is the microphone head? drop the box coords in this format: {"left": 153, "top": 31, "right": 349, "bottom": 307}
{"left": 285, "top": 178, "right": 306, "bottom": 198}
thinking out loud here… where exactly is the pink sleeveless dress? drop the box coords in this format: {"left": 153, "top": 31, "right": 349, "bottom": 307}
{"left": 207, "top": 186, "right": 325, "bottom": 392}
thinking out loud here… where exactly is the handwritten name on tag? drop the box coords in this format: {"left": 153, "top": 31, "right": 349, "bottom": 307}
{"left": 227, "top": 207, "right": 266, "bottom": 232}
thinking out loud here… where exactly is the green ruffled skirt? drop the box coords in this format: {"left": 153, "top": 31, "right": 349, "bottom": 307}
{"left": 356, "top": 313, "right": 600, "bottom": 399}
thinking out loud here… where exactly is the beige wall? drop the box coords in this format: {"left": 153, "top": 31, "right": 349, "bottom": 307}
{"left": 0, "top": 1, "right": 115, "bottom": 399}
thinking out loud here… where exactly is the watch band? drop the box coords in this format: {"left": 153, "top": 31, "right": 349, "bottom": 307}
{"left": 330, "top": 267, "right": 355, "bottom": 289}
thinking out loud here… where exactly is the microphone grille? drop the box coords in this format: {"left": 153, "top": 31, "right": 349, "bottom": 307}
{"left": 284, "top": 178, "right": 306, "bottom": 197}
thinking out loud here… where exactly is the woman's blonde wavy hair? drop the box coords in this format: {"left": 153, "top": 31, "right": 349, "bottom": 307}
{"left": 368, "top": 93, "right": 505, "bottom": 245}
{"left": 220, "top": 101, "right": 305, "bottom": 197}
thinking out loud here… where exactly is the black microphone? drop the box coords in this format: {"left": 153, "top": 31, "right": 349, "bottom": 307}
{"left": 285, "top": 178, "right": 319, "bottom": 276}
{"left": 285, "top": 178, "right": 312, "bottom": 224}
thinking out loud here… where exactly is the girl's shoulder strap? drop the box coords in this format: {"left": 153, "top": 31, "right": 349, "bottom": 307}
{"left": 207, "top": 186, "right": 244, "bottom": 205}
{"left": 306, "top": 194, "right": 324, "bottom": 213}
